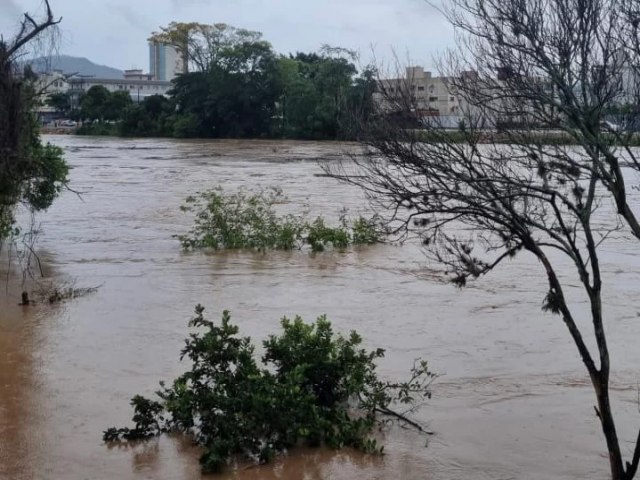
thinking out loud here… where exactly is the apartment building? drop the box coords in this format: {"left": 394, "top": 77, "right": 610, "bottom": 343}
{"left": 375, "top": 66, "right": 468, "bottom": 128}
{"left": 377, "top": 67, "right": 461, "bottom": 113}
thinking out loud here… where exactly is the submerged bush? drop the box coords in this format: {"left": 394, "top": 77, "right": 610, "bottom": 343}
{"left": 176, "top": 187, "right": 384, "bottom": 252}
{"left": 104, "top": 306, "right": 434, "bottom": 473}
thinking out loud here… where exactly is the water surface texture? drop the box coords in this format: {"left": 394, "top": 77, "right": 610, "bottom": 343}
{"left": 1, "top": 136, "right": 639, "bottom": 479}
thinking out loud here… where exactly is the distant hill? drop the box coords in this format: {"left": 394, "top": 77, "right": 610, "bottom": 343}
{"left": 28, "top": 55, "right": 124, "bottom": 79}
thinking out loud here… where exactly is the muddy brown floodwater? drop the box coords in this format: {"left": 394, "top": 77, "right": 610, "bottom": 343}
{"left": 1, "top": 136, "right": 640, "bottom": 480}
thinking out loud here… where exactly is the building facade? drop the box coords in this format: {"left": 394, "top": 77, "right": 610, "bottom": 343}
{"left": 149, "top": 41, "right": 183, "bottom": 82}
{"left": 67, "top": 74, "right": 172, "bottom": 105}
{"left": 36, "top": 70, "right": 69, "bottom": 94}
{"left": 376, "top": 67, "right": 462, "bottom": 119}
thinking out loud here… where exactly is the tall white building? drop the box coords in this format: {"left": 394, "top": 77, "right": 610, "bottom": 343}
{"left": 149, "top": 41, "right": 183, "bottom": 82}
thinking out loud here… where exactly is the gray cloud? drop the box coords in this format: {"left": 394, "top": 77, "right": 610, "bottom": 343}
{"left": 1, "top": 0, "right": 454, "bottom": 71}
{"left": 0, "top": 0, "right": 20, "bottom": 15}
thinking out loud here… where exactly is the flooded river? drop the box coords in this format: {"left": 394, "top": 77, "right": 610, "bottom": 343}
{"left": 1, "top": 136, "right": 640, "bottom": 479}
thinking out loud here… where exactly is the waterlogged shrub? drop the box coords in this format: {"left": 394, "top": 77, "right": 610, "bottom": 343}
{"left": 104, "top": 306, "right": 434, "bottom": 473}
{"left": 177, "top": 187, "right": 385, "bottom": 252}
{"left": 306, "top": 216, "right": 350, "bottom": 252}
{"left": 177, "top": 188, "right": 306, "bottom": 251}
{"left": 350, "top": 215, "right": 381, "bottom": 246}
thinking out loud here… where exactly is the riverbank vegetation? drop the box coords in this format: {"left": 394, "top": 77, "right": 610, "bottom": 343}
{"left": 0, "top": 1, "right": 68, "bottom": 243}
{"left": 104, "top": 306, "right": 434, "bottom": 473}
{"left": 57, "top": 24, "right": 376, "bottom": 141}
{"left": 177, "top": 188, "right": 384, "bottom": 252}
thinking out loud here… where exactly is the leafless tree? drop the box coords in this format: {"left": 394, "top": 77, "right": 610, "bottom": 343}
{"left": 328, "top": 0, "right": 640, "bottom": 478}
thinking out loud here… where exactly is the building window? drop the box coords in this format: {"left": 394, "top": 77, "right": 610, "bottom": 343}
{"left": 450, "top": 96, "right": 455, "bottom": 101}
{"left": 418, "top": 86, "right": 425, "bottom": 91}
{"left": 429, "top": 96, "right": 438, "bottom": 102}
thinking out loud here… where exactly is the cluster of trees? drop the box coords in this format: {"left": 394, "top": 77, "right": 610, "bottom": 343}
{"left": 48, "top": 23, "right": 376, "bottom": 140}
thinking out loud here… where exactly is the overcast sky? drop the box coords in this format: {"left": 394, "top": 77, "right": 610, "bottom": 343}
{"left": 1, "top": 0, "right": 454, "bottom": 72}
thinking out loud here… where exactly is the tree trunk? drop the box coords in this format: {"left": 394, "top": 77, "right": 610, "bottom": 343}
{"left": 593, "top": 372, "right": 626, "bottom": 479}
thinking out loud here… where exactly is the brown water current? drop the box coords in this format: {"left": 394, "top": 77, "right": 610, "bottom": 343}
{"left": 1, "top": 136, "right": 640, "bottom": 479}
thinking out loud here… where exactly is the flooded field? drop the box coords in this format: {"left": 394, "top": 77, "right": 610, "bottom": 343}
{"left": 1, "top": 135, "right": 640, "bottom": 479}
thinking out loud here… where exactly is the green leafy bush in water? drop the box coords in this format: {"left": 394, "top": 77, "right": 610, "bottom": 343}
{"left": 176, "top": 188, "right": 384, "bottom": 252}
{"left": 104, "top": 306, "right": 433, "bottom": 473}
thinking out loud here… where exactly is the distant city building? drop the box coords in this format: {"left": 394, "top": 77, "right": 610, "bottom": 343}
{"left": 34, "top": 70, "right": 70, "bottom": 122}
{"left": 124, "top": 69, "right": 154, "bottom": 81}
{"left": 149, "top": 41, "right": 184, "bottom": 81}
{"left": 67, "top": 75, "right": 172, "bottom": 105}
{"left": 36, "top": 69, "right": 69, "bottom": 94}
{"left": 375, "top": 66, "right": 465, "bottom": 128}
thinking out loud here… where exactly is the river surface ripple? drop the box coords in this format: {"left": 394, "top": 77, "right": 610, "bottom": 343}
{"left": 1, "top": 135, "right": 640, "bottom": 479}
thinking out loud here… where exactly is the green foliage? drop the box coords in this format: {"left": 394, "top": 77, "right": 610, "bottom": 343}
{"left": 22, "top": 141, "right": 69, "bottom": 211}
{"left": 351, "top": 215, "right": 382, "bottom": 245}
{"left": 46, "top": 91, "right": 71, "bottom": 114}
{"left": 103, "top": 396, "right": 164, "bottom": 441}
{"left": 171, "top": 113, "right": 200, "bottom": 138}
{"left": 0, "top": 66, "right": 68, "bottom": 239}
{"left": 104, "top": 306, "right": 433, "bottom": 473}
{"left": 119, "top": 95, "right": 175, "bottom": 138}
{"left": 306, "top": 216, "right": 350, "bottom": 252}
{"left": 78, "top": 85, "right": 133, "bottom": 123}
{"left": 170, "top": 39, "right": 280, "bottom": 138}
{"left": 71, "top": 25, "right": 376, "bottom": 141}
{"left": 275, "top": 53, "right": 375, "bottom": 139}
{"left": 176, "top": 187, "right": 384, "bottom": 252}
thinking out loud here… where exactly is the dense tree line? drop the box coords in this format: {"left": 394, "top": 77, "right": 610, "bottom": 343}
{"left": 51, "top": 25, "right": 376, "bottom": 140}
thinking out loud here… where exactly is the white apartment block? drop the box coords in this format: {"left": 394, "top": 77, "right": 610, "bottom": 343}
{"left": 376, "top": 67, "right": 462, "bottom": 120}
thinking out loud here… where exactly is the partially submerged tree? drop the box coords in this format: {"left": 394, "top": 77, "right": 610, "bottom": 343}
{"left": 329, "top": 0, "right": 640, "bottom": 478}
{"left": 0, "top": 0, "right": 67, "bottom": 243}
{"left": 105, "top": 307, "right": 434, "bottom": 473}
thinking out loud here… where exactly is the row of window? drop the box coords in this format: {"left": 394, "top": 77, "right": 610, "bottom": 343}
{"left": 116, "top": 84, "right": 164, "bottom": 91}
{"left": 386, "top": 86, "right": 455, "bottom": 101}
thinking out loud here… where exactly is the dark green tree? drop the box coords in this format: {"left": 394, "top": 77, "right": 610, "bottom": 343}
{"left": 105, "top": 307, "right": 434, "bottom": 473}
{"left": 120, "top": 94, "right": 175, "bottom": 137}
{"left": 276, "top": 50, "right": 374, "bottom": 139}
{"left": 104, "top": 90, "right": 133, "bottom": 122}
{"left": 172, "top": 39, "right": 280, "bottom": 138}
{"left": 0, "top": 1, "right": 68, "bottom": 240}
{"left": 78, "top": 85, "right": 111, "bottom": 122}
{"left": 45, "top": 91, "right": 71, "bottom": 115}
